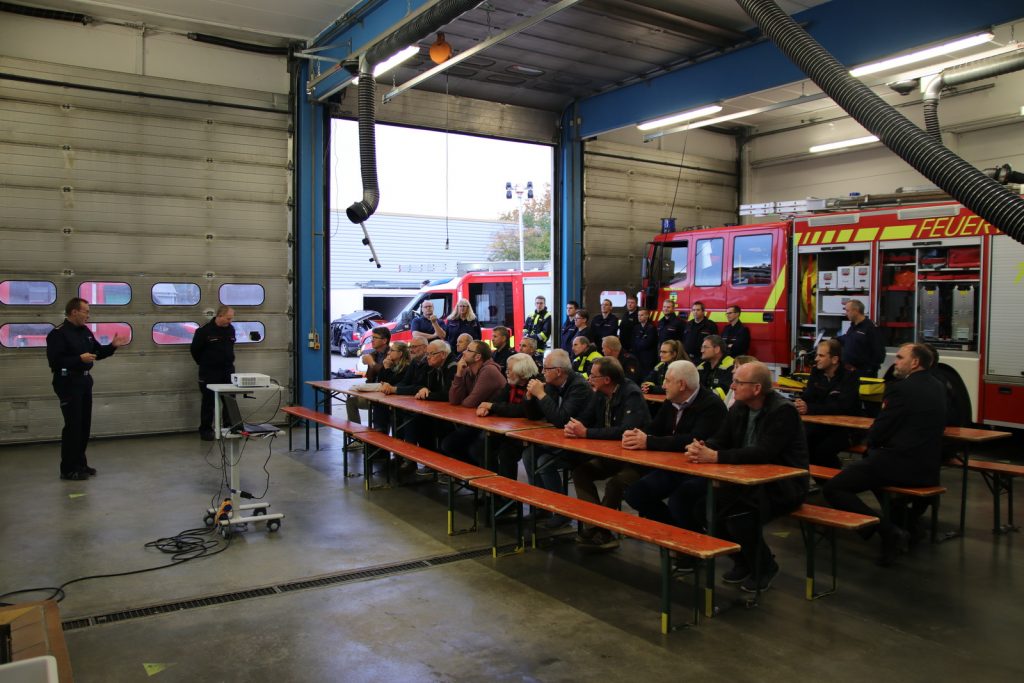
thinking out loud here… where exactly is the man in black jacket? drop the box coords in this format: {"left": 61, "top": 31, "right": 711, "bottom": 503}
{"left": 490, "top": 325, "right": 514, "bottom": 372}
{"left": 683, "top": 301, "right": 718, "bottom": 362}
{"left": 47, "top": 297, "right": 129, "bottom": 480}
{"left": 190, "top": 305, "right": 236, "bottom": 441}
{"left": 794, "top": 339, "right": 860, "bottom": 468}
{"left": 589, "top": 298, "right": 619, "bottom": 344}
{"left": 523, "top": 349, "right": 594, "bottom": 525}
{"left": 559, "top": 300, "right": 579, "bottom": 353}
{"left": 656, "top": 299, "right": 686, "bottom": 348}
{"left": 824, "top": 343, "right": 946, "bottom": 566}
{"left": 686, "top": 362, "right": 809, "bottom": 592}
{"left": 838, "top": 299, "right": 885, "bottom": 377}
{"left": 623, "top": 361, "right": 727, "bottom": 548}
{"left": 618, "top": 295, "right": 640, "bottom": 352}
{"left": 721, "top": 305, "right": 750, "bottom": 357}
{"left": 631, "top": 308, "right": 659, "bottom": 378}
{"left": 566, "top": 357, "right": 651, "bottom": 550}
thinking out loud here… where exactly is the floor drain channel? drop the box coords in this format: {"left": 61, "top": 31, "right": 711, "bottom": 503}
{"left": 62, "top": 545, "right": 499, "bottom": 631}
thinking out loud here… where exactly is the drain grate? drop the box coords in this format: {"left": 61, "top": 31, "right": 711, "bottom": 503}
{"left": 61, "top": 545, "right": 496, "bottom": 631}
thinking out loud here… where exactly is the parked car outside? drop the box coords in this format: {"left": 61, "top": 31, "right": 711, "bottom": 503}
{"left": 330, "top": 310, "right": 384, "bottom": 356}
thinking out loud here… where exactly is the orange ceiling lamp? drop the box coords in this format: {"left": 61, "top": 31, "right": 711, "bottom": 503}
{"left": 430, "top": 32, "right": 453, "bottom": 64}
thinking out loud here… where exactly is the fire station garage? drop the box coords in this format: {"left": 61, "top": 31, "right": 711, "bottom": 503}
{"left": 1, "top": 1, "right": 1024, "bottom": 681}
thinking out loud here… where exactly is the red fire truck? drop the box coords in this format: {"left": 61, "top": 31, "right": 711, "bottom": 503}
{"left": 358, "top": 266, "right": 552, "bottom": 354}
{"left": 641, "top": 191, "right": 1024, "bottom": 429}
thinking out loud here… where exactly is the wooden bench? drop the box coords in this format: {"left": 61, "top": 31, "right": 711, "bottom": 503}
{"left": 354, "top": 428, "right": 496, "bottom": 534}
{"left": 282, "top": 406, "right": 495, "bottom": 534}
{"left": 789, "top": 503, "right": 879, "bottom": 600}
{"left": 281, "top": 405, "right": 371, "bottom": 477}
{"left": 469, "top": 475, "right": 740, "bottom": 633}
{"left": 967, "top": 459, "right": 1024, "bottom": 534}
{"left": 809, "top": 464, "right": 947, "bottom": 543}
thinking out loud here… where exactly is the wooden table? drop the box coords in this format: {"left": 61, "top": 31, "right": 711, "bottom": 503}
{"left": 304, "top": 378, "right": 367, "bottom": 450}
{"left": 509, "top": 426, "right": 806, "bottom": 615}
{"left": 800, "top": 413, "right": 1012, "bottom": 535}
{"left": 0, "top": 600, "right": 72, "bottom": 682}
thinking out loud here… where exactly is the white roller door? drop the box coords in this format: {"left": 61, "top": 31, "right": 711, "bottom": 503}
{"left": 581, "top": 139, "right": 737, "bottom": 308}
{"left": 0, "top": 57, "right": 292, "bottom": 444}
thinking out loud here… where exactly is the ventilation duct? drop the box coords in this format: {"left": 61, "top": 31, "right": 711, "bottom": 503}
{"left": 736, "top": 0, "right": 1024, "bottom": 246}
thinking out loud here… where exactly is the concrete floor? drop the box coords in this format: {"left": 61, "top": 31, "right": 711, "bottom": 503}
{"left": 1, "top": 425, "right": 1022, "bottom": 683}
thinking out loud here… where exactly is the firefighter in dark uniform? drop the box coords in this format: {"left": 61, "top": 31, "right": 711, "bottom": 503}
{"left": 794, "top": 339, "right": 860, "bottom": 468}
{"left": 190, "top": 305, "right": 236, "bottom": 441}
{"left": 696, "top": 335, "right": 735, "bottom": 400}
{"left": 683, "top": 301, "right": 719, "bottom": 362}
{"left": 46, "top": 297, "right": 128, "bottom": 480}
{"left": 631, "top": 308, "right": 659, "bottom": 378}
{"left": 523, "top": 295, "right": 553, "bottom": 350}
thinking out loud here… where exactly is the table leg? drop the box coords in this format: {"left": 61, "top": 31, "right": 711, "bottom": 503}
{"left": 704, "top": 481, "right": 716, "bottom": 618}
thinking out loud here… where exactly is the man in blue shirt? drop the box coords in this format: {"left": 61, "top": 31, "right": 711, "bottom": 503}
{"left": 411, "top": 300, "right": 445, "bottom": 342}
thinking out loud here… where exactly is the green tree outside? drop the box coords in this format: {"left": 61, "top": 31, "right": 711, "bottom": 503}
{"left": 488, "top": 183, "right": 552, "bottom": 261}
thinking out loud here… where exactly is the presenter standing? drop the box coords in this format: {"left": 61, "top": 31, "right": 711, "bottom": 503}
{"left": 191, "top": 305, "right": 236, "bottom": 440}
{"left": 46, "top": 297, "right": 128, "bottom": 480}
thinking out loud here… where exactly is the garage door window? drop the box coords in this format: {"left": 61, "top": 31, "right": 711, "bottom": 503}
{"left": 153, "top": 283, "right": 201, "bottom": 306}
{"left": 153, "top": 321, "right": 199, "bottom": 345}
{"left": 220, "top": 284, "right": 265, "bottom": 306}
{"left": 0, "top": 281, "right": 56, "bottom": 305}
{"left": 0, "top": 323, "right": 54, "bottom": 348}
{"left": 79, "top": 282, "right": 131, "bottom": 305}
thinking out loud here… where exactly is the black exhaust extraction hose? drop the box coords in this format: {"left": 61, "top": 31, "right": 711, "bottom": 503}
{"left": 736, "top": 0, "right": 1024, "bottom": 245}
{"left": 346, "top": 66, "right": 379, "bottom": 224}
{"left": 345, "top": 0, "right": 482, "bottom": 224}
{"left": 923, "top": 49, "right": 1024, "bottom": 139}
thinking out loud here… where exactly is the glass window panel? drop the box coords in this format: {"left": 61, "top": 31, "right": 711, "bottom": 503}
{"left": 220, "top": 284, "right": 265, "bottom": 306}
{"left": 0, "top": 323, "right": 54, "bottom": 348}
{"left": 694, "top": 238, "right": 724, "bottom": 287}
{"left": 152, "top": 283, "right": 201, "bottom": 306}
{"left": 233, "top": 321, "right": 265, "bottom": 344}
{"left": 87, "top": 323, "right": 132, "bottom": 345}
{"left": 79, "top": 282, "right": 131, "bottom": 305}
{"left": 0, "top": 281, "right": 57, "bottom": 305}
{"left": 732, "top": 234, "right": 773, "bottom": 286}
{"left": 152, "top": 321, "right": 199, "bottom": 345}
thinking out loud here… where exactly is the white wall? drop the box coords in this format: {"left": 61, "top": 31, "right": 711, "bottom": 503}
{"left": 0, "top": 13, "right": 289, "bottom": 94}
{"left": 743, "top": 70, "right": 1024, "bottom": 205}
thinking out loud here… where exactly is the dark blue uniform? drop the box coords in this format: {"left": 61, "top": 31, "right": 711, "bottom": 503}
{"left": 190, "top": 319, "right": 236, "bottom": 437}
{"left": 657, "top": 313, "right": 686, "bottom": 348}
{"left": 559, "top": 316, "right": 576, "bottom": 353}
{"left": 523, "top": 308, "right": 552, "bottom": 350}
{"left": 631, "top": 320, "right": 658, "bottom": 378}
{"left": 46, "top": 321, "right": 119, "bottom": 478}
{"left": 590, "top": 313, "right": 619, "bottom": 345}
{"left": 838, "top": 318, "right": 885, "bottom": 377}
{"left": 683, "top": 317, "right": 718, "bottom": 362}
{"left": 721, "top": 320, "right": 750, "bottom": 357}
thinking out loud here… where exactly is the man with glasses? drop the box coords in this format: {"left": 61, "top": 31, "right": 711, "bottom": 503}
{"left": 383, "top": 336, "right": 429, "bottom": 396}
{"left": 346, "top": 326, "right": 390, "bottom": 424}
{"left": 721, "top": 305, "right": 750, "bottom": 358}
{"left": 523, "top": 349, "right": 595, "bottom": 526}
{"left": 564, "top": 356, "right": 650, "bottom": 551}
{"left": 623, "top": 360, "right": 727, "bottom": 570}
{"left": 685, "top": 362, "right": 809, "bottom": 593}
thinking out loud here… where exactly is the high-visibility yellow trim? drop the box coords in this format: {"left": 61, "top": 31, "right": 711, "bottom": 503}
{"left": 822, "top": 230, "right": 835, "bottom": 244}
{"left": 661, "top": 613, "right": 669, "bottom": 634}
{"left": 809, "top": 231, "right": 822, "bottom": 245}
{"left": 854, "top": 227, "right": 879, "bottom": 242}
{"left": 794, "top": 232, "right": 804, "bottom": 246}
{"left": 881, "top": 224, "right": 916, "bottom": 240}
{"left": 765, "top": 264, "right": 787, "bottom": 310}
{"left": 837, "top": 228, "right": 854, "bottom": 242}
{"left": 806, "top": 577, "right": 814, "bottom": 601}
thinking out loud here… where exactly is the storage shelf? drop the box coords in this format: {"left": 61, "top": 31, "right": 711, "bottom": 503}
{"left": 918, "top": 279, "right": 980, "bottom": 284}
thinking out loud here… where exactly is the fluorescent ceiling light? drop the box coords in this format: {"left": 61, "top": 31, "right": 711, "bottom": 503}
{"left": 351, "top": 45, "right": 420, "bottom": 85}
{"left": 809, "top": 135, "right": 879, "bottom": 153}
{"left": 850, "top": 32, "right": 994, "bottom": 77}
{"left": 637, "top": 104, "right": 723, "bottom": 131}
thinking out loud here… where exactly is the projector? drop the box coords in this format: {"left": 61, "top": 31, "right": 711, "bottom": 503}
{"left": 231, "top": 373, "right": 271, "bottom": 387}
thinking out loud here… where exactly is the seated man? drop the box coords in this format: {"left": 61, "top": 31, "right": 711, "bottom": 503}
{"left": 823, "top": 343, "right": 946, "bottom": 566}
{"left": 571, "top": 335, "right": 601, "bottom": 378}
{"left": 623, "top": 360, "right": 727, "bottom": 568}
{"left": 381, "top": 336, "right": 428, "bottom": 395}
{"left": 397, "top": 340, "right": 456, "bottom": 455}
{"left": 346, "top": 326, "right": 389, "bottom": 425}
{"left": 491, "top": 325, "right": 514, "bottom": 372}
{"left": 441, "top": 340, "right": 506, "bottom": 463}
{"left": 523, "top": 349, "right": 595, "bottom": 523}
{"left": 453, "top": 333, "right": 473, "bottom": 362}
{"left": 685, "top": 362, "right": 809, "bottom": 593}
{"left": 566, "top": 356, "right": 651, "bottom": 551}
{"left": 794, "top": 338, "right": 860, "bottom": 468}
{"left": 601, "top": 335, "right": 640, "bottom": 384}
{"left": 696, "top": 334, "right": 734, "bottom": 400}
{"left": 519, "top": 335, "right": 545, "bottom": 369}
